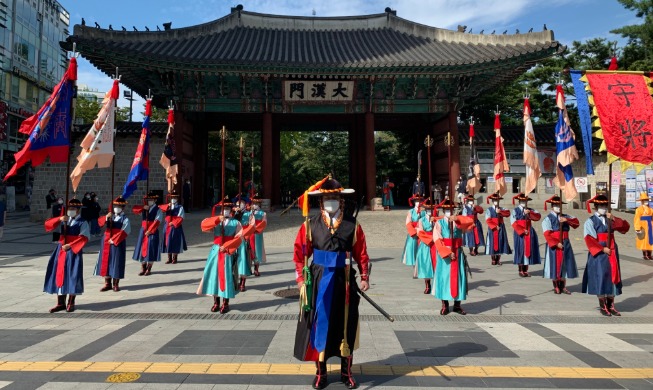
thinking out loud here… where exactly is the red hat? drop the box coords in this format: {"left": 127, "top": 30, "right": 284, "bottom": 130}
{"left": 486, "top": 192, "right": 503, "bottom": 204}
{"left": 543, "top": 195, "right": 566, "bottom": 211}
{"left": 512, "top": 193, "right": 532, "bottom": 205}
{"left": 586, "top": 194, "right": 610, "bottom": 214}
{"left": 211, "top": 196, "right": 233, "bottom": 217}
{"left": 408, "top": 194, "right": 424, "bottom": 207}
{"left": 438, "top": 198, "right": 457, "bottom": 209}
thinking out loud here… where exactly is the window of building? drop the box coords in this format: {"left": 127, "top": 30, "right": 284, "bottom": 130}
{"left": 11, "top": 77, "right": 19, "bottom": 103}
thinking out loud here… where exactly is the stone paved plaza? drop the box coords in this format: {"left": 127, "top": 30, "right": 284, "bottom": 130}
{"left": 0, "top": 207, "right": 652, "bottom": 389}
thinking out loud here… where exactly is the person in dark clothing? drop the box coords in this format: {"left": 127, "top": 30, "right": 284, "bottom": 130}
{"left": 81, "top": 192, "right": 93, "bottom": 221}
{"left": 183, "top": 179, "right": 192, "bottom": 213}
{"left": 51, "top": 197, "right": 65, "bottom": 243}
{"left": 89, "top": 193, "right": 102, "bottom": 236}
{"left": 45, "top": 189, "right": 57, "bottom": 210}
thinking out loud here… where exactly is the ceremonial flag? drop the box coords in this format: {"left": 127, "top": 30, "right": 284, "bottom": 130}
{"left": 159, "top": 107, "right": 178, "bottom": 191}
{"left": 298, "top": 175, "right": 329, "bottom": 217}
{"left": 122, "top": 100, "right": 152, "bottom": 199}
{"left": 608, "top": 55, "right": 618, "bottom": 70}
{"left": 3, "top": 58, "right": 77, "bottom": 181}
{"left": 570, "top": 70, "right": 595, "bottom": 175}
{"left": 553, "top": 85, "right": 579, "bottom": 201}
{"left": 523, "top": 98, "right": 541, "bottom": 195}
{"left": 466, "top": 122, "right": 482, "bottom": 194}
{"left": 493, "top": 113, "right": 510, "bottom": 196}
{"left": 70, "top": 79, "right": 119, "bottom": 191}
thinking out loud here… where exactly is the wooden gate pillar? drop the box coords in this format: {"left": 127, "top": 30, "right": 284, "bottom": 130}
{"left": 261, "top": 112, "right": 273, "bottom": 202}
{"left": 364, "top": 111, "right": 377, "bottom": 205}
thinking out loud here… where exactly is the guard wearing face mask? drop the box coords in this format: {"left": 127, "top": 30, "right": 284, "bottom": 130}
{"left": 250, "top": 195, "right": 268, "bottom": 276}
{"left": 485, "top": 192, "right": 512, "bottom": 265}
{"left": 402, "top": 195, "right": 425, "bottom": 268}
{"left": 431, "top": 199, "right": 474, "bottom": 315}
{"left": 233, "top": 196, "right": 255, "bottom": 291}
{"left": 511, "top": 193, "right": 542, "bottom": 277}
{"left": 95, "top": 197, "right": 131, "bottom": 292}
{"left": 198, "top": 198, "right": 244, "bottom": 313}
{"left": 634, "top": 192, "right": 653, "bottom": 260}
{"left": 461, "top": 194, "right": 485, "bottom": 256}
{"left": 582, "top": 194, "right": 630, "bottom": 316}
{"left": 132, "top": 191, "right": 163, "bottom": 276}
{"left": 382, "top": 176, "right": 394, "bottom": 211}
{"left": 416, "top": 200, "right": 442, "bottom": 294}
{"left": 43, "top": 199, "right": 89, "bottom": 313}
{"left": 293, "top": 175, "right": 370, "bottom": 390}
{"left": 542, "top": 196, "right": 579, "bottom": 294}
{"left": 162, "top": 190, "right": 187, "bottom": 264}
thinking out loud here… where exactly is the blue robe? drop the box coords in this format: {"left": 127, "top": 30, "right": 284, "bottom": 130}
{"left": 511, "top": 207, "right": 541, "bottom": 265}
{"left": 382, "top": 181, "right": 394, "bottom": 206}
{"left": 462, "top": 205, "right": 485, "bottom": 248}
{"left": 162, "top": 204, "right": 188, "bottom": 254}
{"left": 236, "top": 211, "right": 254, "bottom": 277}
{"left": 542, "top": 213, "right": 578, "bottom": 280}
{"left": 582, "top": 215, "right": 623, "bottom": 296}
{"left": 252, "top": 209, "right": 267, "bottom": 264}
{"left": 132, "top": 205, "right": 163, "bottom": 262}
{"left": 432, "top": 218, "right": 468, "bottom": 301}
{"left": 44, "top": 216, "right": 89, "bottom": 295}
{"left": 198, "top": 218, "right": 241, "bottom": 299}
{"left": 484, "top": 206, "right": 512, "bottom": 255}
{"left": 94, "top": 214, "right": 131, "bottom": 279}
{"left": 415, "top": 215, "right": 435, "bottom": 279}
{"left": 402, "top": 208, "right": 424, "bottom": 266}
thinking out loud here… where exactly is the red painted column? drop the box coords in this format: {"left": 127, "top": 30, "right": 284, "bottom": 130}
{"left": 261, "top": 112, "right": 273, "bottom": 202}
{"left": 364, "top": 111, "right": 377, "bottom": 206}
{"left": 448, "top": 105, "right": 461, "bottom": 197}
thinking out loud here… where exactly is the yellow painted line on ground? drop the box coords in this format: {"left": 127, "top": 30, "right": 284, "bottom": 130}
{"left": 0, "top": 361, "right": 651, "bottom": 379}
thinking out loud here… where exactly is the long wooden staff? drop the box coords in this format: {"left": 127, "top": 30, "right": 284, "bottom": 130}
{"left": 145, "top": 89, "right": 152, "bottom": 195}
{"left": 425, "top": 135, "right": 434, "bottom": 203}
{"left": 238, "top": 137, "right": 244, "bottom": 202}
{"left": 63, "top": 45, "right": 79, "bottom": 243}
{"left": 109, "top": 68, "right": 119, "bottom": 230}
{"left": 607, "top": 162, "right": 613, "bottom": 248}
{"left": 220, "top": 126, "right": 227, "bottom": 215}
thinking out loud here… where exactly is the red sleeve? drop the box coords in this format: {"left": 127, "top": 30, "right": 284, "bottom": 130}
{"left": 132, "top": 205, "right": 144, "bottom": 214}
{"left": 566, "top": 217, "right": 580, "bottom": 229}
{"left": 543, "top": 230, "right": 561, "bottom": 248}
{"left": 98, "top": 216, "right": 107, "bottom": 228}
{"left": 110, "top": 230, "right": 128, "bottom": 246}
{"left": 406, "top": 220, "right": 417, "bottom": 237}
{"left": 242, "top": 222, "right": 257, "bottom": 239}
{"left": 293, "top": 223, "right": 313, "bottom": 283}
{"left": 221, "top": 236, "right": 243, "bottom": 255}
{"left": 171, "top": 216, "right": 183, "bottom": 228}
{"left": 512, "top": 220, "right": 528, "bottom": 236}
{"left": 473, "top": 205, "right": 484, "bottom": 214}
{"left": 584, "top": 235, "right": 604, "bottom": 256}
{"left": 454, "top": 216, "right": 475, "bottom": 231}
{"left": 498, "top": 209, "right": 511, "bottom": 217}
{"left": 255, "top": 219, "right": 267, "bottom": 233}
{"left": 146, "top": 220, "right": 160, "bottom": 234}
{"left": 67, "top": 236, "right": 89, "bottom": 254}
{"left": 44, "top": 217, "right": 62, "bottom": 232}
{"left": 435, "top": 238, "right": 452, "bottom": 259}
{"left": 417, "top": 229, "right": 434, "bottom": 245}
{"left": 201, "top": 216, "right": 222, "bottom": 232}
{"left": 353, "top": 224, "right": 370, "bottom": 281}
{"left": 487, "top": 217, "right": 499, "bottom": 231}
{"left": 612, "top": 217, "right": 630, "bottom": 234}
{"left": 528, "top": 211, "right": 542, "bottom": 221}
{"left": 159, "top": 204, "right": 169, "bottom": 213}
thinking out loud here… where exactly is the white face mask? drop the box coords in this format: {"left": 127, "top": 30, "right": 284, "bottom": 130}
{"left": 85, "top": 195, "right": 90, "bottom": 199}
{"left": 414, "top": 202, "right": 420, "bottom": 209}
{"left": 426, "top": 211, "right": 432, "bottom": 216}
{"left": 598, "top": 208, "right": 607, "bottom": 215}
{"left": 552, "top": 206, "right": 561, "bottom": 213}
{"left": 147, "top": 200, "right": 155, "bottom": 206}
{"left": 493, "top": 201, "right": 499, "bottom": 206}
{"left": 444, "top": 211, "right": 452, "bottom": 217}
{"left": 644, "top": 201, "right": 649, "bottom": 206}
{"left": 67, "top": 210, "right": 77, "bottom": 218}
{"left": 467, "top": 201, "right": 473, "bottom": 207}
{"left": 57, "top": 199, "right": 64, "bottom": 204}
{"left": 171, "top": 198, "right": 178, "bottom": 204}
{"left": 113, "top": 207, "right": 123, "bottom": 214}
{"left": 222, "top": 209, "right": 231, "bottom": 217}
{"left": 323, "top": 200, "right": 340, "bottom": 213}
{"left": 252, "top": 205, "right": 260, "bottom": 211}
{"left": 519, "top": 202, "right": 527, "bottom": 208}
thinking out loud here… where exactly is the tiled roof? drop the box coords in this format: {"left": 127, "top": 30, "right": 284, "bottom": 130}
{"left": 68, "top": 9, "right": 563, "bottom": 71}
{"left": 73, "top": 121, "right": 169, "bottom": 135}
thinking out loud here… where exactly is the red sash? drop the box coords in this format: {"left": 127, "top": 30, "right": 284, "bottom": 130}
{"left": 488, "top": 217, "right": 504, "bottom": 251}
{"left": 597, "top": 233, "right": 621, "bottom": 284}
{"left": 410, "top": 221, "right": 418, "bottom": 228}
{"left": 555, "top": 232, "right": 570, "bottom": 279}
{"left": 56, "top": 235, "right": 81, "bottom": 288}
{"left": 141, "top": 221, "right": 150, "bottom": 259}
{"left": 249, "top": 234, "right": 257, "bottom": 259}
{"left": 423, "top": 231, "right": 437, "bottom": 272}
{"left": 443, "top": 238, "right": 463, "bottom": 298}
{"left": 100, "top": 228, "right": 122, "bottom": 276}
{"left": 164, "top": 216, "right": 173, "bottom": 247}
{"left": 525, "top": 220, "right": 532, "bottom": 258}
{"left": 214, "top": 235, "right": 235, "bottom": 291}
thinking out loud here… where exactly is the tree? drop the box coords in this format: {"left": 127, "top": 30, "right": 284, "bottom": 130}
{"left": 74, "top": 98, "right": 101, "bottom": 124}
{"left": 611, "top": 0, "right": 653, "bottom": 70}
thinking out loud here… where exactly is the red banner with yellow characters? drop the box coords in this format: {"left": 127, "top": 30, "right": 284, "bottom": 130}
{"left": 585, "top": 73, "right": 653, "bottom": 166}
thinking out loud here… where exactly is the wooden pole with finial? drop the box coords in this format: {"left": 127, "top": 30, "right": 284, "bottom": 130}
{"left": 145, "top": 89, "right": 153, "bottom": 196}
{"left": 424, "top": 135, "right": 434, "bottom": 203}
{"left": 63, "top": 43, "right": 79, "bottom": 243}
{"left": 238, "top": 136, "right": 244, "bottom": 202}
{"left": 219, "top": 126, "right": 228, "bottom": 215}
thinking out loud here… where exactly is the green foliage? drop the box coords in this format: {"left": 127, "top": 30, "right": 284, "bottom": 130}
{"left": 610, "top": 0, "right": 653, "bottom": 70}
{"left": 74, "top": 98, "right": 101, "bottom": 124}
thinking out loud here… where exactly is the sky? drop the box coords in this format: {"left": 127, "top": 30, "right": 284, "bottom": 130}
{"left": 57, "top": 0, "right": 637, "bottom": 121}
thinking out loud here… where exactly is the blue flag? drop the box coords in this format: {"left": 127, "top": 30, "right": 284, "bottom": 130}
{"left": 122, "top": 103, "right": 151, "bottom": 199}
{"left": 571, "top": 70, "right": 594, "bottom": 175}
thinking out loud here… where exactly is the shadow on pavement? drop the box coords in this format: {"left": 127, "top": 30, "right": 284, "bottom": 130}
{"left": 463, "top": 293, "right": 531, "bottom": 314}
{"left": 80, "top": 292, "right": 199, "bottom": 311}
{"left": 119, "top": 278, "right": 200, "bottom": 292}
{"left": 617, "top": 293, "right": 653, "bottom": 312}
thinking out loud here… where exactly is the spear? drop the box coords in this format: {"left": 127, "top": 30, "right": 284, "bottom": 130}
{"left": 220, "top": 126, "right": 227, "bottom": 215}
{"left": 238, "top": 137, "right": 244, "bottom": 203}
{"left": 424, "top": 135, "right": 434, "bottom": 203}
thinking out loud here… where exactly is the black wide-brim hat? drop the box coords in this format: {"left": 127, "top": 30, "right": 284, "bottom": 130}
{"left": 144, "top": 190, "right": 159, "bottom": 200}
{"left": 308, "top": 177, "right": 354, "bottom": 196}
{"left": 112, "top": 196, "right": 127, "bottom": 206}
{"left": 512, "top": 193, "right": 533, "bottom": 205}
{"left": 67, "top": 198, "right": 83, "bottom": 209}
{"left": 438, "top": 199, "right": 457, "bottom": 209}
{"left": 168, "top": 190, "right": 180, "bottom": 198}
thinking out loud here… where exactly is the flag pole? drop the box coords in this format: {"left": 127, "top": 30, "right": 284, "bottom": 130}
{"left": 250, "top": 145, "right": 255, "bottom": 198}
{"left": 607, "top": 161, "right": 613, "bottom": 249}
{"left": 220, "top": 126, "right": 227, "bottom": 215}
{"left": 469, "top": 116, "right": 475, "bottom": 197}
{"left": 110, "top": 68, "right": 119, "bottom": 216}
{"left": 146, "top": 89, "right": 152, "bottom": 195}
{"left": 63, "top": 44, "right": 79, "bottom": 243}
{"left": 424, "top": 135, "right": 434, "bottom": 203}
{"left": 238, "top": 137, "right": 244, "bottom": 201}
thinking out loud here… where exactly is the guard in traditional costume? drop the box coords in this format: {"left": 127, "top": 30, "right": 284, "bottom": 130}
{"left": 634, "top": 192, "right": 653, "bottom": 260}
{"left": 233, "top": 196, "right": 255, "bottom": 291}
{"left": 582, "top": 194, "right": 630, "bottom": 316}
{"left": 250, "top": 195, "right": 268, "bottom": 276}
{"left": 382, "top": 176, "right": 394, "bottom": 210}
{"left": 511, "top": 193, "right": 542, "bottom": 276}
{"left": 132, "top": 191, "right": 163, "bottom": 275}
{"left": 542, "top": 196, "right": 579, "bottom": 294}
{"left": 162, "top": 190, "right": 187, "bottom": 264}
{"left": 402, "top": 195, "right": 424, "bottom": 268}
{"left": 43, "top": 199, "right": 89, "bottom": 313}
{"left": 292, "top": 176, "right": 370, "bottom": 390}
{"left": 431, "top": 199, "right": 474, "bottom": 315}
{"left": 485, "top": 192, "right": 512, "bottom": 265}
{"left": 198, "top": 198, "right": 243, "bottom": 313}
{"left": 462, "top": 194, "right": 485, "bottom": 256}
{"left": 416, "top": 200, "right": 441, "bottom": 294}
{"left": 95, "top": 196, "right": 131, "bottom": 292}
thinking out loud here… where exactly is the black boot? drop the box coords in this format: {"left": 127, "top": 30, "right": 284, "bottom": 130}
{"left": 172, "top": 254, "right": 178, "bottom": 264}
{"left": 518, "top": 265, "right": 525, "bottom": 277}
{"left": 598, "top": 297, "right": 611, "bottom": 316}
{"left": 144, "top": 263, "right": 153, "bottom": 276}
{"left": 440, "top": 300, "right": 450, "bottom": 315}
{"left": 523, "top": 265, "right": 531, "bottom": 277}
{"left": 220, "top": 299, "right": 230, "bottom": 314}
{"left": 138, "top": 263, "right": 147, "bottom": 276}
{"left": 254, "top": 264, "right": 260, "bottom": 277}
{"left": 49, "top": 295, "right": 66, "bottom": 313}
{"left": 423, "top": 279, "right": 431, "bottom": 294}
{"left": 553, "top": 280, "right": 561, "bottom": 294}
{"left": 100, "top": 277, "right": 112, "bottom": 292}
{"left": 211, "top": 296, "right": 220, "bottom": 312}
{"left": 453, "top": 301, "right": 466, "bottom": 315}
{"left": 239, "top": 278, "right": 247, "bottom": 292}
{"left": 66, "top": 295, "right": 76, "bottom": 312}
{"left": 607, "top": 296, "right": 621, "bottom": 316}
{"left": 312, "top": 361, "right": 327, "bottom": 390}
{"left": 165, "top": 253, "right": 173, "bottom": 264}
{"left": 560, "top": 279, "right": 570, "bottom": 295}
{"left": 341, "top": 355, "right": 358, "bottom": 389}
{"left": 112, "top": 278, "right": 120, "bottom": 292}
